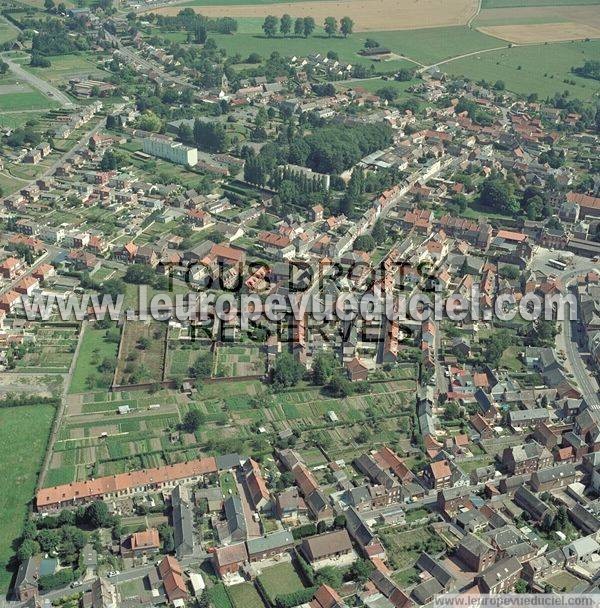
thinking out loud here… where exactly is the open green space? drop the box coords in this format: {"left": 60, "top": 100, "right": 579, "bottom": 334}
{"left": 16, "top": 53, "right": 106, "bottom": 85}
{"left": 227, "top": 583, "right": 266, "bottom": 608}
{"left": 68, "top": 325, "right": 120, "bottom": 393}
{"left": 446, "top": 40, "right": 600, "bottom": 100}
{"left": 0, "top": 404, "right": 55, "bottom": 593}
{"left": 257, "top": 562, "right": 305, "bottom": 604}
{"left": 208, "top": 583, "right": 234, "bottom": 608}
{"left": 0, "top": 20, "right": 20, "bottom": 44}
{"left": 210, "top": 26, "right": 501, "bottom": 69}
{"left": 0, "top": 89, "right": 58, "bottom": 111}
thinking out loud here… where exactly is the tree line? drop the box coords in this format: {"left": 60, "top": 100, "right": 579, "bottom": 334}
{"left": 262, "top": 14, "right": 354, "bottom": 38}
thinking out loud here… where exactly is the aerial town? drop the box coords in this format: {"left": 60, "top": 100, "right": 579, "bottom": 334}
{"left": 0, "top": 0, "right": 599, "bottom": 607}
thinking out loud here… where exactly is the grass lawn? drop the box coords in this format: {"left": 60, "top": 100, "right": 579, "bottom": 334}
{"left": 499, "top": 345, "right": 525, "bottom": 372}
{"left": 0, "top": 90, "right": 58, "bottom": 111}
{"left": 0, "top": 404, "right": 55, "bottom": 593}
{"left": 258, "top": 562, "right": 305, "bottom": 603}
{"left": 0, "top": 174, "right": 23, "bottom": 197}
{"left": 227, "top": 583, "right": 266, "bottom": 608}
{"left": 445, "top": 39, "right": 600, "bottom": 100}
{"left": 219, "top": 471, "right": 239, "bottom": 496}
{"left": 337, "top": 77, "right": 417, "bottom": 96}
{"left": 69, "top": 325, "right": 120, "bottom": 393}
{"left": 208, "top": 583, "right": 234, "bottom": 608}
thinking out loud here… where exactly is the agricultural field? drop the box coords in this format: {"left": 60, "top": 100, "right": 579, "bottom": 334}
{"left": 258, "top": 562, "right": 305, "bottom": 604}
{"left": 155, "top": 0, "right": 479, "bottom": 32}
{"left": 482, "top": 0, "right": 600, "bottom": 7}
{"left": 0, "top": 404, "right": 55, "bottom": 593}
{"left": 479, "top": 22, "right": 600, "bottom": 43}
{"left": 114, "top": 320, "right": 168, "bottom": 386}
{"left": 68, "top": 324, "right": 120, "bottom": 394}
{"left": 446, "top": 39, "right": 600, "bottom": 99}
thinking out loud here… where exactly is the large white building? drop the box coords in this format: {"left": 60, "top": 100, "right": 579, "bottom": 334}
{"left": 143, "top": 137, "right": 198, "bottom": 166}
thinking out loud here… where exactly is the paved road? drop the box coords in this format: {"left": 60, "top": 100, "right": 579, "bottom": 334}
{"left": 1, "top": 53, "right": 75, "bottom": 109}
{"left": 560, "top": 274, "right": 600, "bottom": 411}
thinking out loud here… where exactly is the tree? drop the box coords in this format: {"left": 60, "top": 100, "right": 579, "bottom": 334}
{"left": 377, "top": 86, "right": 398, "bottom": 103}
{"left": 316, "top": 566, "right": 343, "bottom": 589}
{"left": 37, "top": 529, "right": 61, "bottom": 553}
{"left": 372, "top": 219, "right": 385, "bottom": 244}
{"left": 324, "top": 16, "right": 338, "bottom": 37}
{"left": 294, "top": 17, "right": 304, "bottom": 36}
{"left": 272, "top": 351, "right": 304, "bottom": 389}
{"left": 354, "top": 235, "right": 376, "bottom": 252}
{"left": 85, "top": 501, "right": 111, "bottom": 528}
{"left": 478, "top": 174, "right": 519, "bottom": 215}
{"left": 326, "top": 376, "right": 353, "bottom": 398}
{"left": 158, "top": 523, "right": 174, "bottom": 553}
{"left": 312, "top": 350, "right": 337, "bottom": 385}
{"left": 182, "top": 409, "right": 205, "bottom": 433}
{"left": 514, "top": 579, "right": 528, "bottom": 594}
{"left": 348, "top": 559, "right": 374, "bottom": 584}
{"left": 262, "top": 15, "right": 278, "bottom": 38}
{"left": 44, "top": 0, "right": 55, "bottom": 10}
{"left": 193, "top": 119, "right": 228, "bottom": 153}
{"left": 17, "top": 539, "right": 39, "bottom": 564}
{"left": 194, "top": 24, "right": 207, "bottom": 44}
{"left": 340, "top": 16, "right": 354, "bottom": 37}
{"left": 303, "top": 17, "right": 316, "bottom": 38}
{"left": 189, "top": 352, "right": 213, "bottom": 379}
{"left": 280, "top": 14, "right": 292, "bottom": 37}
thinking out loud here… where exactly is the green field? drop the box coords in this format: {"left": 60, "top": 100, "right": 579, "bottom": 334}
{"left": 227, "top": 583, "right": 266, "bottom": 608}
{"left": 0, "top": 20, "right": 20, "bottom": 44}
{"left": 21, "top": 53, "right": 105, "bottom": 85}
{"left": 0, "top": 404, "right": 55, "bottom": 593}
{"left": 446, "top": 39, "right": 600, "bottom": 99}
{"left": 68, "top": 325, "right": 120, "bottom": 393}
{"left": 482, "top": 0, "right": 600, "bottom": 7}
{"left": 0, "top": 111, "right": 48, "bottom": 129}
{"left": 0, "top": 89, "right": 58, "bottom": 111}
{"left": 258, "top": 562, "right": 305, "bottom": 604}
{"left": 474, "top": 12, "right": 566, "bottom": 26}
{"left": 210, "top": 26, "right": 501, "bottom": 68}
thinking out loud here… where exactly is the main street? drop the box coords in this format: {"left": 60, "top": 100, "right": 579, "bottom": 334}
{"left": 529, "top": 247, "right": 600, "bottom": 410}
